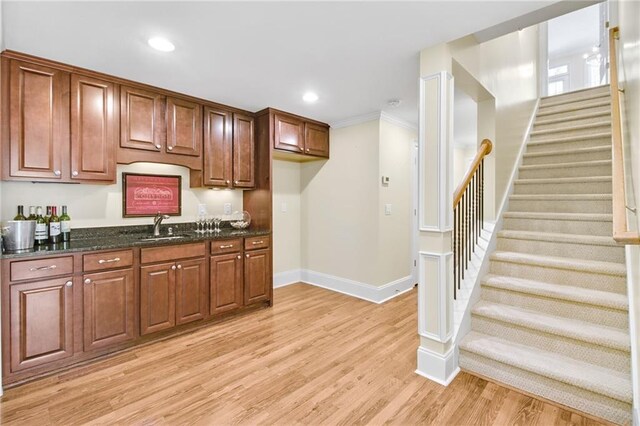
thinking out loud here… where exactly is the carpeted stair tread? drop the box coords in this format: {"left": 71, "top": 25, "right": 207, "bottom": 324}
{"left": 513, "top": 176, "right": 612, "bottom": 185}
{"left": 536, "top": 100, "right": 611, "bottom": 117}
{"left": 471, "top": 301, "right": 630, "bottom": 352}
{"left": 460, "top": 331, "right": 632, "bottom": 403}
{"left": 490, "top": 251, "right": 626, "bottom": 276}
{"left": 540, "top": 85, "right": 608, "bottom": 101}
{"left": 523, "top": 145, "right": 611, "bottom": 159}
{"left": 482, "top": 274, "right": 628, "bottom": 311}
{"left": 503, "top": 211, "right": 612, "bottom": 222}
{"left": 529, "top": 121, "right": 610, "bottom": 136}
{"left": 519, "top": 159, "right": 611, "bottom": 171}
{"left": 497, "top": 229, "right": 619, "bottom": 247}
{"left": 540, "top": 91, "right": 610, "bottom": 108}
{"left": 527, "top": 131, "right": 611, "bottom": 145}
{"left": 510, "top": 193, "right": 611, "bottom": 201}
{"left": 535, "top": 110, "right": 610, "bottom": 126}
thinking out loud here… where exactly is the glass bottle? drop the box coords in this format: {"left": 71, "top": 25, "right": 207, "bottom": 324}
{"left": 13, "top": 205, "right": 26, "bottom": 221}
{"left": 60, "top": 206, "right": 71, "bottom": 242}
{"left": 49, "top": 206, "right": 61, "bottom": 244}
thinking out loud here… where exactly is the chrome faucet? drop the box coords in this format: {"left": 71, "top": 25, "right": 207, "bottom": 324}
{"left": 153, "top": 212, "right": 171, "bottom": 237}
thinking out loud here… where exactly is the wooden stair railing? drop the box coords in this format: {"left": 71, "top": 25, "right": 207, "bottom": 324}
{"left": 610, "top": 26, "right": 640, "bottom": 245}
{"left": 453, "top": 139, "right": 492, "bottom": 299}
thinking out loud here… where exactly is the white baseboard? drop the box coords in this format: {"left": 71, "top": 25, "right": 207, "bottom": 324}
{"left": 634, "top": 406, "right": 639, "bottom": 426}
{"left": 273, "top": 268, "right": 416, "bottom": 304}
{"left": 415, "top": 345, "right": 460, "bottom": 386}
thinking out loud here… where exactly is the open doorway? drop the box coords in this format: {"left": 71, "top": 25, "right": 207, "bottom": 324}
{"left": 544, "top": 2, "right": 609, "bottom": 96}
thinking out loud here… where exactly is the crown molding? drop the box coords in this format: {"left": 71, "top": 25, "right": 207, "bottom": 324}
{"left": 380, "top": 111, "right": 418, "bottom": 131}
{"left": 330, "top": 110, "right": 417, "bottom": 131}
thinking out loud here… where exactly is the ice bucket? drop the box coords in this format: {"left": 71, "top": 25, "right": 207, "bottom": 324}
{"left": 1, "top": 220, "right": 36, "bottom": 252}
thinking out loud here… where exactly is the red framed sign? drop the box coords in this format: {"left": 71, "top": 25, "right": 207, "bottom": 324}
{"left": 122, "top": 173, "right": 182, "bottom": 217}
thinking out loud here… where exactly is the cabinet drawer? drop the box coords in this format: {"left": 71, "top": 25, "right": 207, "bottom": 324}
{"left": 210, "top": 239, "right": 242, "bottom": 255}
{"left": 83, "top": 249, "right": 134, "bottom": 272}
{"left": 244, "top": 236, "right": 270, "bottom": 251}
{"left": 10, "top": 256, "right": 74, "bottom": 282}
{"left": 141, "top": 242, "right": 206, "bottom": 264}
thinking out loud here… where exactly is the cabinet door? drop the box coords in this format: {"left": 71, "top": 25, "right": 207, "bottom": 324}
{"left": 140, "top": 262, "right": 175, "bottom": 335}
{"left": 233, "top": 113, "right": 255, "bottom": 188}
{"left": 120, "top": 85, "right": 165, "bottom": 152}
{"left": 166, "top": 97, "right": 202, "bottom": 156}
{"left": 244, "top": 249, "right": 271, "bottom": 305}
{"left": 70, "top": 74, "right": 117, "bottom": 182}
{"left": 7, "top": 59, "right": 69, "bottom": 180}
{"left": 203, "top": 107, "right": 232, "bottom": 187}
{"left": 210, "top": 253, "right": 243, "bottom": 315}
{"left": 83, "top": 269, "right": 135, "bottom": 351}
{"left": 9, "top": 277, "right": 74, "bottom": 372}
{"left": 273, "top": 112, "right": 304, "bottom": 154}
{"left": 175, "top": 258, "right": 207, "bottom": 325}
{"left": 304, "top": 122, "right": 330, "bottom": 158}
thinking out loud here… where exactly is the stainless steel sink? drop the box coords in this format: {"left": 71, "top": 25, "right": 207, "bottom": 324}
{"left": 139, "top": 234, "right": 191, "bottom": 242}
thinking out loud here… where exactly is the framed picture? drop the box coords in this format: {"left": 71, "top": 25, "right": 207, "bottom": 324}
{"left": 122, "top": 173, "right": 182, "bottom": 217}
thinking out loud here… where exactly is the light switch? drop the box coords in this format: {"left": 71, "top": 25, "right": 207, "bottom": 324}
{"left": 224, "top": 203, "right": 232, "bottom": 215}
{"left": 198, "top": 204, "right": 207, "bottom": 215}
{"left": 281, "top": 202, "right": 287, "bottom": 212}
{"left": 385, "top": 204, "right": 392, "bottom": 215}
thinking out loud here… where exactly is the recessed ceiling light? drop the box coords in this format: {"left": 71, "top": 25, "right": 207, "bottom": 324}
{"left": 303, "top": 92, "right": 319, "bottom": 103}
{"left": 148, "top": 37, "right": 175, "bottom": 52}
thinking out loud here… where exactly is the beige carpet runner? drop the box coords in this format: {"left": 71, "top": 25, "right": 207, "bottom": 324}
{"left": 458, "top": 85, "right": 632, "bottom": 425}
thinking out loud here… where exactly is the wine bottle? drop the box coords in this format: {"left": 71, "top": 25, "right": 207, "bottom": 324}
{"left": 14, "top": 205, "right": 26, "bottom": 221}
{"left": 49, "top": 206, "right": 61, "bottom": 244}
{"left": 34, "top": 206, "right": 48, "bottom": 246}
{"left": 28, "top": 206, "right": 37, "bottom": 220}
{"left": 44, "top": 206, "right": 52, "bottom": 237}
{"left": 60, "top": 206, "right": 71, "bottom": 242}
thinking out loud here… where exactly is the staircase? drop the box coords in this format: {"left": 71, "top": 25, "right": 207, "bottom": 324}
{"left": 458, "top": 85, "right": 632, "bottom": 425}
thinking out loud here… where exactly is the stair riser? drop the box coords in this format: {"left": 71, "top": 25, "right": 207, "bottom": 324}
{"left": 522, "top": 149, "right": 611, "bottom": 166}
{"left": 480, "top": 286, "right": 628, "bottom": 329}
{"left": 502, "top": 217, "right": 612, "bottom": 236}
{"left": 497, "top": 237, "right": 624, "bottom": 263}
{"left": 537, "top": 104, "right": 611, "bottom": 121}
{"left": 530, "top": 125, "right": 611, "bottom": 142}
{"left": 459, "top": 351, "right": 632, "bottom": 425}
{"left": 534, "top": 115, "right": 611, "bottom": 132}
{"left": 526, "top": 136, "right": 612, "bottom": 153}
{"left": 519, "top": 164, "right": 611, "bottom": 179}
{"left": 508, "top": 198, "right": 612, "bottom": 214}
{"left": 513, "top": 180, "right": 612, "bottom": 195}
{"left": 540, "top": 87, "right": 610, "bottom": 106}
{"left": 490, "top": 260, "right": 627, "bottom": 294}
{"left": 538, "top": 99, "right": 611, "bottom": 115}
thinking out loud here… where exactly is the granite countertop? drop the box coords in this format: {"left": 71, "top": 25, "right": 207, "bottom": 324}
{"left": 0, "top": 222, "right": 270, "bottom": 260}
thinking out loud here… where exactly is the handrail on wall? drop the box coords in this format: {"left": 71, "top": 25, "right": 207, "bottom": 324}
{"left": 609, "top": 26, "right": 640, "bottom": 245}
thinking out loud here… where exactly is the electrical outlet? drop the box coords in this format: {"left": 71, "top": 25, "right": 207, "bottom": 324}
{"left": 281, "top": 202, "right": 287, "bottom": 212}
{"left": 224, "top": 203, "right": 232, "bottom": 215}
{"left": 385, "top": 204, "right": 392, "bottom": 215}
{"left": 198, "top": 204, "right": 207, "bottom": 216}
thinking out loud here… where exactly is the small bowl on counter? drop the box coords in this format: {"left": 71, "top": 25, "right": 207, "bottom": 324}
{"left": 229, "top": 211, "right": 251, "bottom": 230}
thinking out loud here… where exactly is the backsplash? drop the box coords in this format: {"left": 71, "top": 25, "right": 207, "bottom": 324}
{"left": 0, "top": 163, "right": 243, "bottom": 228}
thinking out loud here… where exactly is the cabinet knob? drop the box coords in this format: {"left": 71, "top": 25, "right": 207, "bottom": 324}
{"left": 177, "top": 264, "right": 182, "bottom": 269}
{"left": 171, "top": 265, "right": 177, "bottom": 270}
{"left": 245, "top": 254, "right": 250, "bottom": 258}
{"left": 306, "top": 149, "right": 310, "bottom": 152}
{"left": 66, "top": 281, "right": 73, "bottom": 287}
{"left": 237, "top": 255, "right": 241, "bottom": 259}
{"left": 72, "top": 171, "right": 79, "bottom": 177}
{"left": 155, "top": 144, "right": 161, "bottom": 149}
{"left": 84, "top": 278, "right": 91, "bottom": 285}
{"left": 226, "top": 180, "right": 230, "bottom": 185}
{"left": 234, "top": 180, "right": 239, "bottom": 185}
{"left": 167, "top": 146, "right": 173, "bottom": 151}
{"left": 298, "top": 147, "right": 303, "bottom": 151}
{"left": 54, "top": 170, "right": 61, "bottom": 176}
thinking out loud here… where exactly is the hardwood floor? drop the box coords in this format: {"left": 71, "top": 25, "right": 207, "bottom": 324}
{"left": 0, "top": 283, "right": 606, "bottom": 425}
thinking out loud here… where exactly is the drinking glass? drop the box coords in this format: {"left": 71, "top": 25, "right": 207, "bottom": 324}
{"left": 206, "top": 216, "right": 214, "bottom": 233}
{"left": 196, "top": 215, "right": 205, "bottom": 233}
{"left": 214, "top": 215, "right": 222, "bottom": 233}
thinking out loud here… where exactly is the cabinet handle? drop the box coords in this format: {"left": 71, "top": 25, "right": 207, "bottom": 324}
{"left": 84, "top": 278, "right": 91, "bottom": 285}
{"left": 219, "top": 244, "right": 234, "bottom": 249}
{"left": 72, "top": 171, "right": 79, "bottom": 177}
{"left": 171, "top": 265, "right": 177, "bottom": 270}
{"left": 155, "top": 144, "right": 161, "bottom": 150}
{"left": 98, "top": 257, "right": 120, "bottom": 264}
{"left": 177, "top": 264, "right": 182, "bottom": 269}
{"left": 168, "top": 146, "right": 174, "bottom": 151}
{"left": 65, "top": 281, "right": 73, "bottom": 287}
{"left": 245, "top": 254, "right": 250, "bottom": 258}
{"left": 29, "top": 265, "right": 57, "bottom": 271}
{"left": 251, "top": 241, "right": 264, "bottom": 245}
{"left": 54, "top": 170, "right": 61, "bottom": 176}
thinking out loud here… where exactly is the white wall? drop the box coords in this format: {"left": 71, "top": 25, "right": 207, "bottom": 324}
{"left": 0, "top": 163, "right": 243, "bottom": 228}
{"left": 272, "top": 160, "right": 301, "bottom": 274}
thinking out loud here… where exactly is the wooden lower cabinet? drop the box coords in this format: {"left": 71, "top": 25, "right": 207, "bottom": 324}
{"left": 244, "top": 249, "right": 271, "bottom": 305}
{"left": 210, "top": 253, "right": 243, "bottom": 315}
{"left": 140, "top": 262, "right": 176, "bottom": 335}
{"left": 175, "top": 258, "right": 207, "bottom": 325}
{"left": 8, "top": 277, "right": 74, "bottom": 372}
{"left": 83, "top": 269, "right": 135, "bottom": 351}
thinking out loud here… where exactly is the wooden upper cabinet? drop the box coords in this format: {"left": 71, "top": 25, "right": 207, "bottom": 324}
{"left": 166, "top": 96, "right": 202, "bottom": 157}
{"left": 5, "top": 59, "right": 70, "bottom": 180}
{"left": 9, "top": 277, "right": 74, "bottom": 372}
{"left": 233, "top": 113, "right": 255, "bottom": 188}
{"left": 175, "top": 258, "right": 207, "bottom": 325}
{"left": 304, "top": 122, "right": 330, "bottom": 158}
{"left": 203, "top": 107, "right": 233, "bottom": 187}
{"left": 273, "top": 112, "right": 304, "bottom": 154}
{"left": 120, "top": 85, "right": 165, "bottom": 152}
{"left": 70, "top": 74, "right": 117, "bottom": 182}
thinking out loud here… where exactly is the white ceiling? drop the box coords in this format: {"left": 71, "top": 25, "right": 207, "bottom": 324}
{"left": 3, "top": 1, "right": 556, "bottom": 127}
{"left": 548, "top": 2, "right": 601, "bottom": 58}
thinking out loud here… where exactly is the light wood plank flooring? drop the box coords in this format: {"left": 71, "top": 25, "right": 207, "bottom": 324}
{"left": 0, "top": 283, "right": 606, "bottom": 425}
